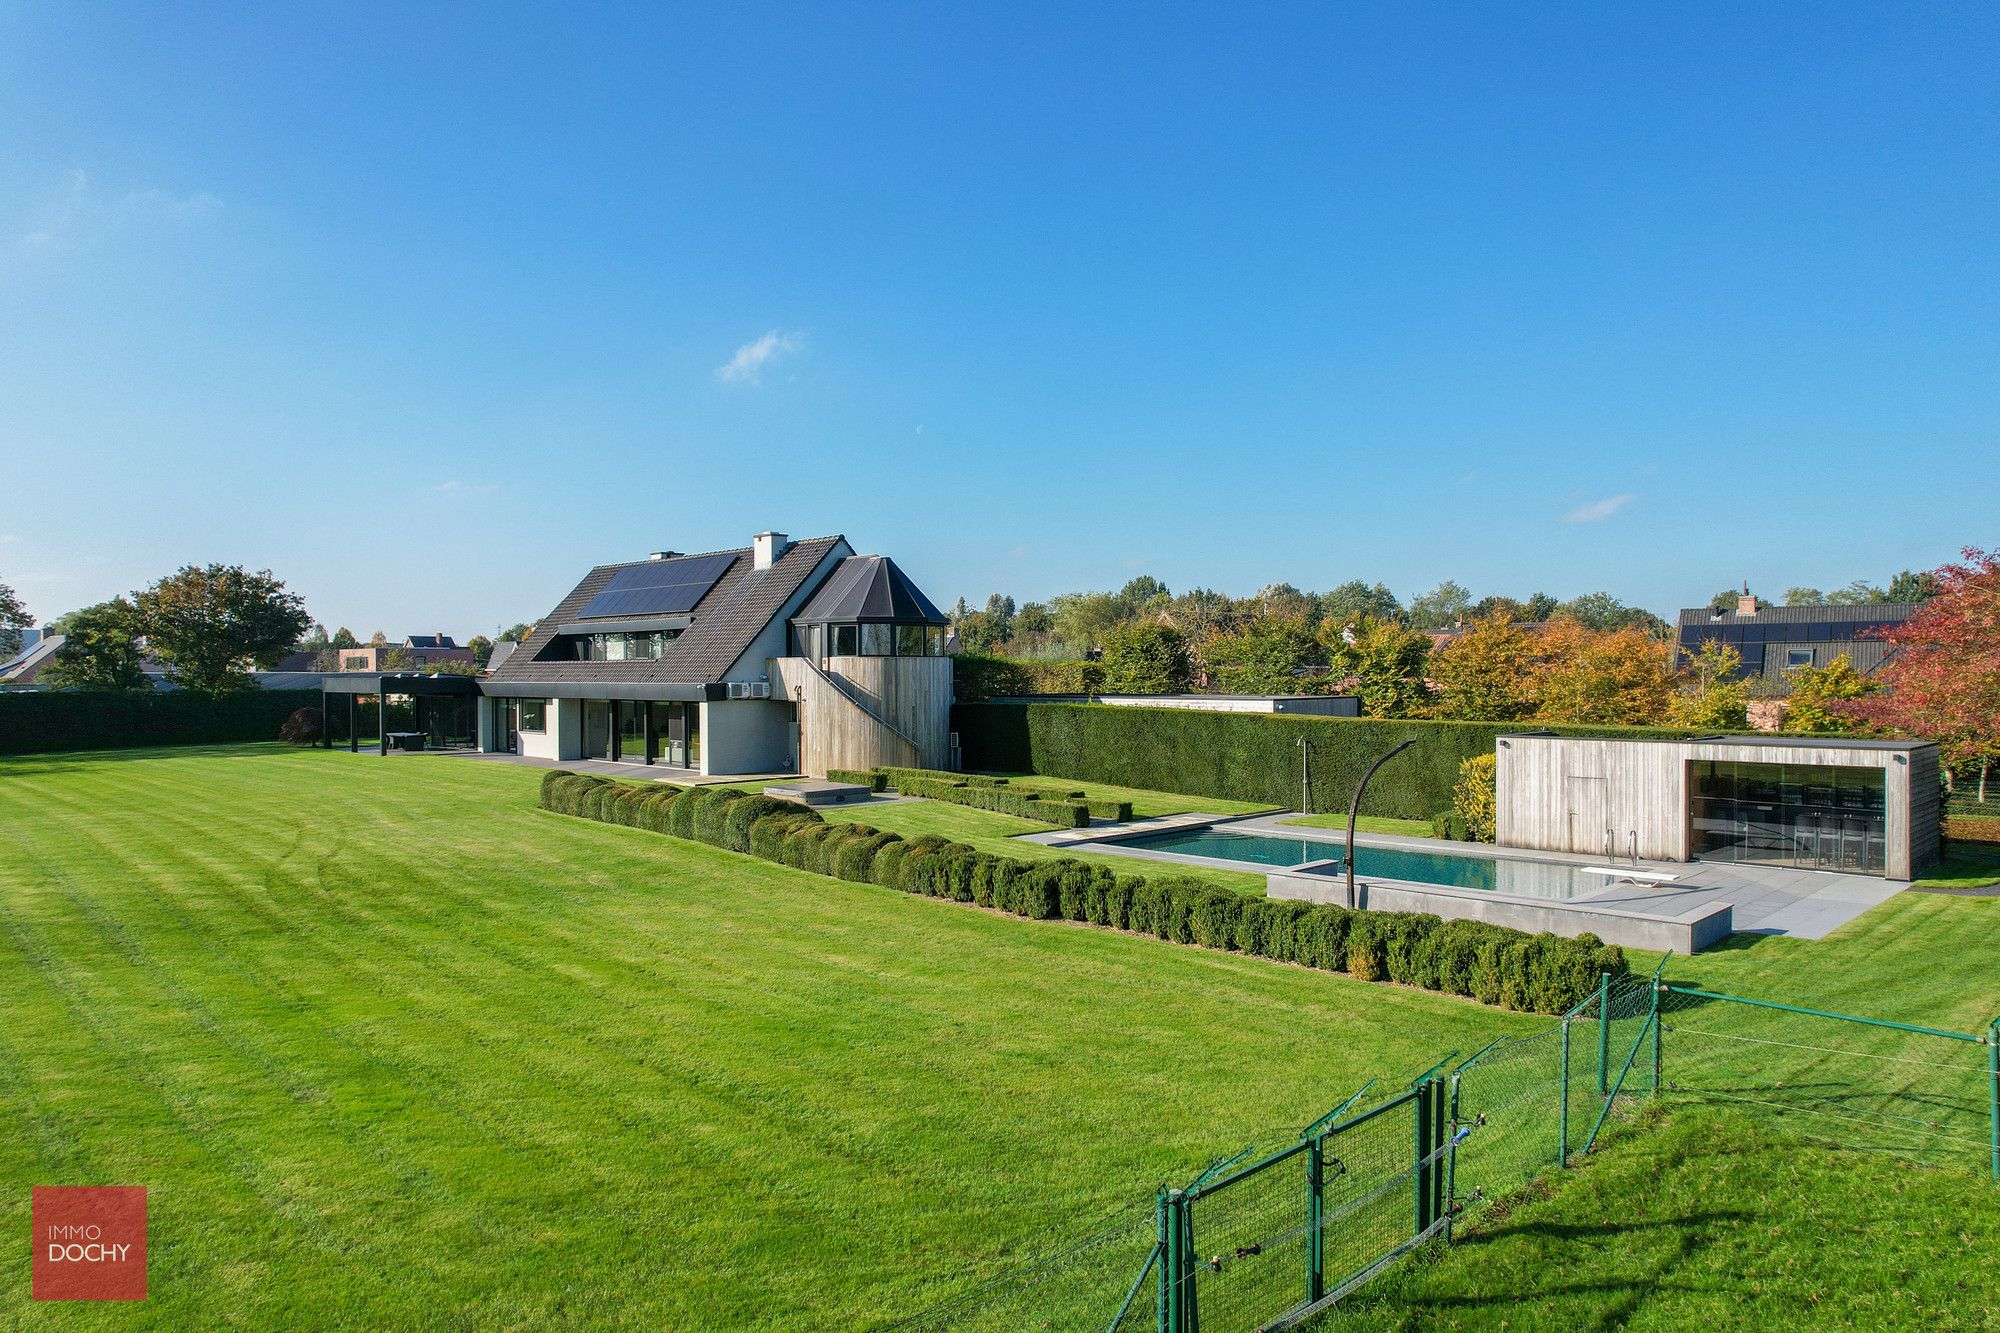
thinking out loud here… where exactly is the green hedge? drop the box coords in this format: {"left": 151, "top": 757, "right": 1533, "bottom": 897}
{"left": 827, "top": 769, "right": 888, "bottom": 792}
{"left": 953, "top": 654, "right": 1104, "bottom": 702}
{"left": 886, "top": 771, "right": 1092, "bottom": 829}
{"left": 0, "top": 688, "right": 324, "bottom": 756}
{"left": 872, "top": 765, "right": 1132, "bottom": 825}
{"left": 537, "top": 769, "right": 1626, "bottom": 1014}
{"left": 955, "top": 703, "right": 1694, "bottom": 820}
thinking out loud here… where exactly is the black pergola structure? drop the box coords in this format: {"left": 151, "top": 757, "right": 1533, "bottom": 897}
{"left": 320, "top": 672, "right": 483, "bottom": 755}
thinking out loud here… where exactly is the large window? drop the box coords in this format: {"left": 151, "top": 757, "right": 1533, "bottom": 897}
{"left": 616, "top": 700, "right": 647, "bottom": 763}
{"left": 1689, "top": 760, "right": 1886, "bottom": 875}
{"left": 810, "top": 621, "right": 946, "bottom": 658}
{"left": 576, "top": 630, "right": 681, "bottom": 661}
{"left": 519, "top": 699, "right": 547, "bottom": 732}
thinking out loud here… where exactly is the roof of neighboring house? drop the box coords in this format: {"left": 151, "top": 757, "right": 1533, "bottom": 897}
{"left": 792, "top": 555, "right": 948, "bottom": 625}
{"left": 405, "top": 635, "right": 460, "bottom": 650}
{"left": 483, "top": 640, "right": 517, "bottom": 672}
{"left": 0, "top": 633, "right": 64, "bottom": 684}
{"left": 486, "top": 535, "right": 847, "bottom": 687}
{"left": 1675, "top": 603, "right": 1917, "bottom": 633}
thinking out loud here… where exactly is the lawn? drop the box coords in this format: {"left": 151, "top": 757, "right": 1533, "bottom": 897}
{"left": 0, "top": 744, "right": 1523, "bottom": 1329}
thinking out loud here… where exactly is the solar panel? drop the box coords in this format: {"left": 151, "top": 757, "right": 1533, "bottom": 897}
{"left": 576, "top": 552, "right": 737, "bottom": 619}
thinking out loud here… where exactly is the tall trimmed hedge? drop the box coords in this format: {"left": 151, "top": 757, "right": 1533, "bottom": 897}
{"left": 0, "top": 688, "right": 323, "bottom": 756}
{"left": 537, "top": 768, "right": 1626, "bottom": 1014}
{"left": 954, "top": 703, "right": 1695, "bottom": 820}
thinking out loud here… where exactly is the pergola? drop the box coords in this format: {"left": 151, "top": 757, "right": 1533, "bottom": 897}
{"left": 319, "top": 672, "right": 484, "bottom": 754}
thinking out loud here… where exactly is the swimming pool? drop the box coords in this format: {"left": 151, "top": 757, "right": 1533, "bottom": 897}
{"left": 1113, "top": 827, "right": 1604, "bottom": 901}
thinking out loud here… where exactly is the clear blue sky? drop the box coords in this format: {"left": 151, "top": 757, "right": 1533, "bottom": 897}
{"left": 3, "top": 2, "right": 1995, "bottom": 638}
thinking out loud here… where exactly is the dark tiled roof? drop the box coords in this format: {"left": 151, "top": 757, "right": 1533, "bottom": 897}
{"left": 487, "top": 535, "right": 846, "bottom": 687}
{"left": 406, "top": 634, "right": 459, "bottom": 649}
{"left": 793, "top": 555, "right": 947, "bottom": 624}
{"left": 1675, "top": 603, "right": 1917, "bottom": 630}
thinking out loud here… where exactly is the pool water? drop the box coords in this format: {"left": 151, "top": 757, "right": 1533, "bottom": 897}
{"left": 1116, "top": 828, "right": 1598, "bottom": 900}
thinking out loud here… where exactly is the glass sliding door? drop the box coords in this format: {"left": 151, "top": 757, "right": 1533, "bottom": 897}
{"left": 616, "top": 700, "right": 647, "bottom": 763}
{"left": 1689, "top": 760, "right": 1887, "bottom": 875}
{"left": 584, "top": 702, "right": 613, "bottom": 760}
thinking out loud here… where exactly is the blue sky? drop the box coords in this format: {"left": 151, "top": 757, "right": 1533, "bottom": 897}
{"left": 2, "top": 3, "right": 1995, "bottom": 637}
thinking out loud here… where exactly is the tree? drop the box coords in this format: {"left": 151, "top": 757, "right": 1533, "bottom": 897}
{"left": 1782, "top": 657, "right": 1877, "bottom": 735}
{"left": 297, "top": 622, "right": 331, "bottom": 654}
{"left": 1321, "top": 580, "right": 1401, "bottom": 627}
{"left": 497, "top": 622, "right": 535, "bottom": 643}
{"left": 383, "top": 645, "right": 414, "bottom": 670}
{"left": 1885, "top": 570, "right": 1939, "bottom": 603}
{"left": 1201, "top": 616, "right": 1325, "bottom": 694}
{"left": 952, "top": 610, "right": 1011, "bottom": 654}
{"left": 1119, "top": 576, "right": 1169, "bottom": 607}
{"left": 1013, "top": 603, "right": 1052, "bottom": 637}
{"left": 1099, "top": 623, "right": 1195, "bottom": 693}
{"left": 1406, "top": 581, "right": 1473, "bottom": 632}
{"left": 40, "top": 599, "right": 150, "bottom": 691}
{"left": 1826, "top": 580, "right": 1887, "bottom": 605}
{"left": 467, "top": 634, "right": 494, "bottom": 666}
{"left": 1048, "top": 591, "right": 1134, "bottom": 651}
{"left": 420, "top": 659, "right": 482, "bottom": 677}
{"left": 1470, "top": 592, "right": 1559, "bottom": 623}
{"left": 133, "top": 564, "right": 313, "bottom": 694}
{"left": 1163, "top": 587, "right": 1238, "bottom": 642}
{"left": 1669, "top": 640, "right": 1749, "bottom": 729}
{"left": 1783, "top": 587, "right": 1824, "bottom": 606}
{"left": 368, "top": 630, "right": 389, "bottom": 646}
{"left": 1253, "top": 582, "right": 1317, "bottom": 621}
{"left": 1425, "top": 614, "right": 1537, "bottom": 721}
{"left": 1530, "top": 618, "right": 1676, "bottom": 725}
{"left": 1325, "top": 615, "right": 1431, "bottom": 718}
{"left": 1709, "top": 589, "right": 1743, "bottom": 612}
{"left": 1552, "top": 592, "right": 1667, "bottom": 636}
{"left": 0, "top": 579, "right": 28, "bottom": 657}
{"left": 1452, "top": 753, "right": 1498, "bottom": 842}
{"left": 983, "top": 593, "right": 1017, "bottom": 622}
{"left": 330, "top": 627, "right": 359, "bottom": 649}
{"left": 1844, "top": 549, "right": 2000, "bottom": 798}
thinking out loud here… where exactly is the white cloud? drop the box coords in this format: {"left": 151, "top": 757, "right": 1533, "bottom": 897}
{"left": 1563, "top": 493, "right": 1636, "bottom": 524}
{"left": 12, "top": 169, "right": 222, "bottom": 254}
{"left": 715, "top": 329, "right": 805, "bottom": 385}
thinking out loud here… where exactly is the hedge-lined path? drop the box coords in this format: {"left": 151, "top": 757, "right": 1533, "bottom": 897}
{"left": 0, "top": 744, "right": 1540, "bottom": 1330}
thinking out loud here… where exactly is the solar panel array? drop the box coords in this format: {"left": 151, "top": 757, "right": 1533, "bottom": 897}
{"left": 575, "top": 552, "right": 737, "bottom": 619}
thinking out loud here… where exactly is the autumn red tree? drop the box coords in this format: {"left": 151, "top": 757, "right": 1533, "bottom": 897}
{"left": 1842, "top": 547, "right": 2000, "bottom": 799}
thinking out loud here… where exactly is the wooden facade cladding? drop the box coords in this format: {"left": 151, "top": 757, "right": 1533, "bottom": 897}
{"left": 770, "top": 655, "right": 953, "bottom": 777}
{"left": 1495, "top": 734, "right": 1939, "bottom": 880}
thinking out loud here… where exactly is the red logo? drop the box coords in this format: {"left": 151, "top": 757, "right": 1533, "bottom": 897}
{"left": 32, "top": 1186, "right": 147, "bottom": 1301}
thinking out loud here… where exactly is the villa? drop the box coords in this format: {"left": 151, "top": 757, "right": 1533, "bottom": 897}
{"left": 320, "top": 532, "right": 954, "bottom": 778}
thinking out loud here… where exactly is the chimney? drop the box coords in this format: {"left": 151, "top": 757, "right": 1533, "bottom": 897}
{"left": 1736, "top": 583, "right": 1758, "bottom": 617}
{"left": 648, "top": 550, "right": 681, "bottom": 562}
{"left": 752, "top": 531, "right": 790, "bottom": 571}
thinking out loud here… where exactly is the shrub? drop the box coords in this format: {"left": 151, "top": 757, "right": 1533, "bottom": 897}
{"left": 1295, "top": 905, "right": 1353, "bottom": 972}
{"left": 0, "top": 687, "right": 322, "bottom": 756}
{"left": 873, "top": 834, "right": 949, "bottom": 889}
{"left": 1188, "top": 888, "right": 1244, "bottom": 950}
{"left": 1452, "top": 753, "right": 1498, "bottom": 843}
{"left": 278, "top": 707, "right": 323, "bottom": 744}
{"left": 828, "top": 769, "right": 887, "bottom": 792}
{"left": 887, "top": 771, "right": 1091, "bottom": 828}
{"left": 1150, "top": 876, "right": 1207, "bottom": 944}
{"left": 1429, "top": 811, "right": 1469, "bottom": 841}
{"left": 831, "top": 828, "right": 900, "bottom": 882}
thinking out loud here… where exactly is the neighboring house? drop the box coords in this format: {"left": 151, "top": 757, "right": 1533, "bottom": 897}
{"left": 1, "top": 633, "right": 320, "bottom": 692}
{"left": 0, "top": 633, "right": 65, "bottom": 690}
{"left": 326, "top": 532, "right": 954, "bottom": 777}
{"left": 336, "top": 635, "right": 477, "bottom": 672}
{"left": 482, "top": 640, "right": 518, "bottom": 673}
{"left": 1675, "top": 589, "right": 1915, "bottom": 691}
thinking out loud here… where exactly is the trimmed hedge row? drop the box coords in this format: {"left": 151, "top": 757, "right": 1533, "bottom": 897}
{"left": 872, "top": 765, "right": 1134, "bottom": 823}
{"left": 0, "top": 688, "right": 324, "bottom": 756}
{"left": 827, "top": 769, "right": 888, "bottom": 792}
{"left": 955, "top": 703, "right": 1696, "bottom": 821}
{"left": 537, "top": 769, "right": 1627, "bottom": 1014}
{"left": 887, "top": 772, "right": 1092, "bottom": 829}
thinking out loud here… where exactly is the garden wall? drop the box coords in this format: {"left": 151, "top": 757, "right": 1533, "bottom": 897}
{"left": 0, "top": 689, "right": 321, "bottom": 756}
{"left": 954, "top": 702, "right": 1692, "bottom": 820}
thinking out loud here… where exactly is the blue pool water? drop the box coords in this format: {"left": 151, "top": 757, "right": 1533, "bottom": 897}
{"left": 1116, "top": 828, "right": 1596, "bottom": 900}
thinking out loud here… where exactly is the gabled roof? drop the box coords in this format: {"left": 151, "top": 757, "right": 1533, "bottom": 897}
{"left": 1675, "top": 603, "right": 1917, "bottom": 631}
{"left": 486, "top": 535, "right": 847, "bottom": 687}
{"left": 405, "top": 634, "right": 459, "bottom": 650}
{"left": 792, "top": 555, "right": 947, "bottom": 625}
{"left": 0, "top": 633, "right": 64, "bottom": 684}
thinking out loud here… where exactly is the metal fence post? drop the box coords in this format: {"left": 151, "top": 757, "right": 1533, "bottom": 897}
{"left": 1412, "top": 1080, "right": 1431, "bottom": 1235}
{"left": 1444, "top": 1074, "right": 1462, "bottom": 1243}
{"left": 1989, "top": 1019, "right": 1999, "bottom": 1184}
{"left": 1597, "top": 971, "right": 1612, "bottom": 1096}
{"left": 1306, "top": 1136, "right": 1325, "bottom": 1305}
{"left": 1158, "top": 1189, "right": 1182, "bottom": 1333}
{"left": 1558, "top": 1016, "right": 1571, "bottom": 1167}
{"left": 1651, "top": 982, "right": 1663, "bottom": 1096}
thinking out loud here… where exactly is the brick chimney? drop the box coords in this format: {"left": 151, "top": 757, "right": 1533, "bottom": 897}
{"left": 1736, "top": 583, "right": 1758, "bottom": 617}
{"left": 752, "top": 531, "right": 790, "bottom": 570}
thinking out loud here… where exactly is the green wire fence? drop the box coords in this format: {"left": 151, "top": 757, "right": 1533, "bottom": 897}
{"left": 886, "top": 968, "right": 1999, "bottom": 1332}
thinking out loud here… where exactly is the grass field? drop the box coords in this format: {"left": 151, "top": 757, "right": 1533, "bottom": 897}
{"left": 0, "top": 745, "right": 1522, "bottom": 1328}
{"left": 4, "top": 745, "right": 1996, "bottom": 1330}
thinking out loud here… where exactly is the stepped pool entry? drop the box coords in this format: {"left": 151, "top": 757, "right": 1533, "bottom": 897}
{"left": 1114, "top": 826, "right": 1604, "bottom": 900}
